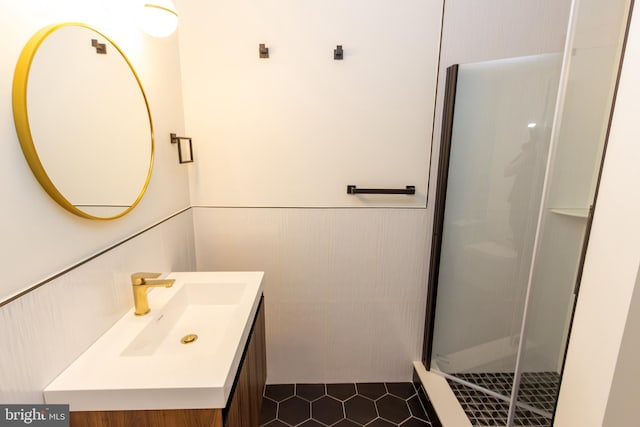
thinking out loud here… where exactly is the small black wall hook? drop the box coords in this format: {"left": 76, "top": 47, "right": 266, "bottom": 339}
{"left": 334, "top": 45, "right": 343, "bottom": 60}
{"left": 259, "top": 43, "right": 269, "bottom": 58}
{"left": 91, "top": 39, "right": 106, "bottom": 54}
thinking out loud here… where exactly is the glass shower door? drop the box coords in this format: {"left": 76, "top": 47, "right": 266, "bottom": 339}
{"left": 511, "top": 0, "right": 632, "bottom": 424}
{"left": 425, "top": 1, "right": 632, "bottom": 425}
{"left": 431, "top": 54, "right": 562, "bottom": 382}
{"left": 426, "top": 53, "right": 563, "bottom": 426}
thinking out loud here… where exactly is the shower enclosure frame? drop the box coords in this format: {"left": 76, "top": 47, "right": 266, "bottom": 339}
{"left": 421, "top": 1, "right": 635, "bottom": 423}
{"left": 422, "top": 63, "right": 458, "bottom": 372}
{"left": 421, "top": 59, "right": 586, "bottom": 423}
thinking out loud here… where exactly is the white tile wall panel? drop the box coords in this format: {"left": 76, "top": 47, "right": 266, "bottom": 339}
{"left": 193, "top": 207, "right": 430, "bottom": 383}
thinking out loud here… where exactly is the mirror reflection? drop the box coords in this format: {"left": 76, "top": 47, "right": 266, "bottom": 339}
{"left": 13, "top": 23, "right": 153, "bottom": 219}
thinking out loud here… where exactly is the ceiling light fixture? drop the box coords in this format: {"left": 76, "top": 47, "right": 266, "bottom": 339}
{"left": 139, "top": 0, "right": 178, "bottom": 38}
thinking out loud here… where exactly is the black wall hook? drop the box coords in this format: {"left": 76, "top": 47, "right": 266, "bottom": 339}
{"left": 259, "top": 43, "right": 269, "bottom": 58}
{"left": 334, "top": 45, "right": 343, "bottom": 60}
{"left": 91, "top": 39, "right": 106, "bottom": 54}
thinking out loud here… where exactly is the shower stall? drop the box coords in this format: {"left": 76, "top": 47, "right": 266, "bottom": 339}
{"left": 422, "top": 0, "right": 633, "bottom": 425}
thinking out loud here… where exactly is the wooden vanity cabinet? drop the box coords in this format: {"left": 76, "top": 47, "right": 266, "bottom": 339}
{"left": 70, "top": 298, "right": 266, "bottom": 427}
{"left": 223, "top": 297, "right": 267, "bottom": 427}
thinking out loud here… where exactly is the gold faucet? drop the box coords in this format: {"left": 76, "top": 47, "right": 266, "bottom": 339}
{"left": 131, "top": 272, "right": 175, "bottom": 316}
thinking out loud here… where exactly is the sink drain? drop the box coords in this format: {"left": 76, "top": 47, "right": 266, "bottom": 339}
{"left": 181, "top": 334, "right": 198, "bottom": 344}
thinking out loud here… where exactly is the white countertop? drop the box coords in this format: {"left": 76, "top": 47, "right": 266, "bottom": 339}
{"left": 44, "top": 271, "right": 264, "bottom": 411}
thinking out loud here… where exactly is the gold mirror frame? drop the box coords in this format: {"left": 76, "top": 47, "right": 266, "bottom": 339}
{"left": 12, "top": 22, "right": 154, "bottom": 220}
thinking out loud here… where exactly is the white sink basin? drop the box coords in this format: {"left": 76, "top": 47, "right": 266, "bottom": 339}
{"left": 121, "top": 282, "right": 246, "bottom": 357}
{"left": 44, "top": 272, "right": 264, "bottom": 411}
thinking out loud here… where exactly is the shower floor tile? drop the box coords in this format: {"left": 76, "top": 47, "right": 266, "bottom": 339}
{"left": 260, "top": 382, "right": 440, "bottom": 427}
{"left": 447, "top": 372, "right": 560, "bottom": 426}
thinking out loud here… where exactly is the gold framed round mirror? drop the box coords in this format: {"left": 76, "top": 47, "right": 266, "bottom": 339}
{"left": 12, "top": 23, "right": 153, "bottom": 220}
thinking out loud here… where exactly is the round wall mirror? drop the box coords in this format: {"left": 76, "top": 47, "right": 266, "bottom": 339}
{"left": 12, "top": 23, "right": 153, "bottom": 220}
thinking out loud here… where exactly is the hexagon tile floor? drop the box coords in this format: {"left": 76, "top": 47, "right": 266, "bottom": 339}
{"left": 259, "top": 382, "right": 441, "bottom": 427}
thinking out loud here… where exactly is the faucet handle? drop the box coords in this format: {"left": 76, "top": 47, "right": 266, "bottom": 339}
{"left": 131, "top": 272, "right": 162, "bottom": 285}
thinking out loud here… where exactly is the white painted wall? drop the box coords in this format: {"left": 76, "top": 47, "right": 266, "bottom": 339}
{"left": 602, "top": 265, "right": 640, "bottom": 426}
{"left": 554, "top": 2, "right": 640, "bottom": 423}
{"left": 0, "top": 0, "right": 191, "bottom": 301}
{"left": 176, "top": 0, "right": 443, "bottom": 207}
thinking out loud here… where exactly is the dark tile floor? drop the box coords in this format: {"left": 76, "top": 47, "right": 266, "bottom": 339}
{"left": 447, "top": 372, "right": 560, "bottom": 426}
{"left": 260, "top": 382, "right": 440, "bottom": 427}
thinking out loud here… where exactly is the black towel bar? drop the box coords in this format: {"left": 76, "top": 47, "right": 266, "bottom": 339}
{"left": 347, "top": 185, "right": 416, "bottom": 195}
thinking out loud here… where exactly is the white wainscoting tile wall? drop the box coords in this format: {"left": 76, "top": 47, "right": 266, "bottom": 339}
{"left": 0, "top": 210, "right": 195, "bottom": 403}
{"left": 193, "top": 207, "right": 430, "bottom": 383}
